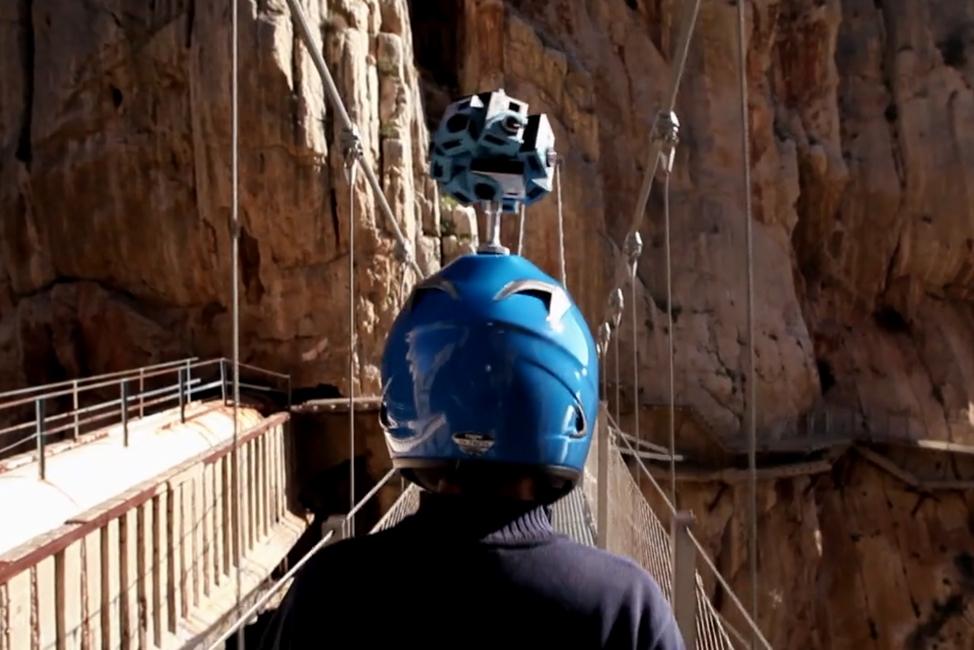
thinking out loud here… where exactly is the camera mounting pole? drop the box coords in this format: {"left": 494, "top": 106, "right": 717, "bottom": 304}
{"left": 479, "top": 200, "right": 508, "bottom": 254}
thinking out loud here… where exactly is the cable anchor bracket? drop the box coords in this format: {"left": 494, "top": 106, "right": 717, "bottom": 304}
{"left": 597, "top": 321, "right": 613, "bottom": 359}
{"left": 607, "top": 288, "right": 625, "bottom": 332}
{"left": 340, "top": 124, "right": 363, "bottom": 182}
{"left": 624, "top": 231, "right": 643, "bottom": 280}
{"left": 652, "top": 111, "right": 681, "bottom": 174}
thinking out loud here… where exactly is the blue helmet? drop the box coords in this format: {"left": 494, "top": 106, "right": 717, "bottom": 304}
{"left": 379, "top": 252, "right": 599, "bottom": 498}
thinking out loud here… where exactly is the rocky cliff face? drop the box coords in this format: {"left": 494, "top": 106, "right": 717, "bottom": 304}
{"left": 2, "top": 0, "right": 974, "bottom": 647}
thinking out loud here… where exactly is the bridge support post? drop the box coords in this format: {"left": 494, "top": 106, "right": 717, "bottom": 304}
{"left": 121, "top": 380, "right": 130, "bottom": 447}
{"left": 671, "top": 510, "right": 697, "bottom": 648}
{"left": 220, "top": 359, "right": 228, "bottom": 405}
{"left": 36, "top": 398, "right": 46, "bottom": 479}
{"left": 72, "top": 379, "right": 79, "bottom": 439}
{"left": 596, "top": 403, "right": 610, "bottom": 550}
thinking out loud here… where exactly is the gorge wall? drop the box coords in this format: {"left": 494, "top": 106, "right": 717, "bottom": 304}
{"left": 1, "top": 0, "right": 974, "bottom": 647}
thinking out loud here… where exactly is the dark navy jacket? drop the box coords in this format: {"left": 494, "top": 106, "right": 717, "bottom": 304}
{"left": 259, "top": 492, "right": 684, "bottom": 650}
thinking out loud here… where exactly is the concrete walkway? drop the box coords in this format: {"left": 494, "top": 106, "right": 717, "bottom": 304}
{"left": 0, "top": 402, "right": 264, "bottom": 558}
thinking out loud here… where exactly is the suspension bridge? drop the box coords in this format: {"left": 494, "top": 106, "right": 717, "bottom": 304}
{"left": 4, "top": 0, "right": 972, "bottom": 649}
{"left": 1, "top": 358, "right": 971, "bottom": 650}
{"left": 0, "top": 358, "right": 763, "bottom": 650}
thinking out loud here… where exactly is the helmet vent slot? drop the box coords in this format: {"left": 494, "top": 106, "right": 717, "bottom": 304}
{"left": 406, "top": 278, "right": 459, "bottom": 312}
{"left": 568, "top": 404, "right": 587, "bottom": 439}
{"left": 495, "top": 279, "right": 570, "bottom": 323}
{"left": 516, "top": 288, "right": 553, "bottom": 312}
{"left": 409, "top": 287, "right": 438, "bottom": 311}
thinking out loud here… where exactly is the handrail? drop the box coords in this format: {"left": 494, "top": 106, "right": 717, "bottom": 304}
{"left": 0, "top": 357, "right": 292, "bottom": 479}
{"left": 607, "top": 411, "right": 774, "bottom": 650}
{"left": 0, "top": 412, "right": 289, "bottom": 582}
{"left": 0, "top": 358, "right": 224, "bottom": 411}
{"left": 627, "top": 396, "right": 974, "bottom": 454}
{"left": 0, "top": 357, "right": 198, "bottom": 400}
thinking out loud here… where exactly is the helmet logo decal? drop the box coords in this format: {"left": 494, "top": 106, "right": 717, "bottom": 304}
{"left": 452, "top": 432, "right": 495, "bottom": 455}
{"left": 494, "top": 279, "right": 571, "bottom": 324}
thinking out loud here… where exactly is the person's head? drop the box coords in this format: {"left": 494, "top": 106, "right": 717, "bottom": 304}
{"left": 378, "top": 252, "right": 599, "bottom": 505}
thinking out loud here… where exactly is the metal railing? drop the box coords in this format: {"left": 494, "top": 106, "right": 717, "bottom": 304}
{"left": 759, "top": 404, "right": 974, "bottom": 446}
{"left": 0, "top": 357, "right": 291, "bottom": 478}
{"left": 632, "top": 395, "right": 974, "bottom": 454}
{"left": 0, "top": 411, "right": 296, "bottom": 650}
{"left": 595, "top": 410, "right": 772, "bottom": 650}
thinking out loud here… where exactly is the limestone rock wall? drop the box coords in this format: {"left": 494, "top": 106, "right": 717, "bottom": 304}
{"left": 2, "top": 0, "right": 974, "bottom": 648}
{"left": 0, "top": 0, "right": 440, "bottom": 396}
{"left": 463, "top": 0, "right": 974, "bottom": 445}
{"left": 461, "top": 1, "right": 974, "bottom": 647}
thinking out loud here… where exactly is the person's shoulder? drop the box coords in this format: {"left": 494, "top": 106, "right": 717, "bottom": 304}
{"left": 299, "top": 523, "right": 403, "bottom": 576}
{"left": 258, "top": 523, "right": 421, "bottom": 650}
{"left": 545, "top": 539, "right": 683, "bottom": 649}
{"left": 551, "top": 537, "right": 657, "bottom": 586}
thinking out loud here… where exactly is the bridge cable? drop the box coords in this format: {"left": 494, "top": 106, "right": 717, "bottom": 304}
{"left": 229, "top": 0, "right": 245, "bottom": 645}
{"left": 609, "top": 0, "right": 700, "bottom": 515}
{"left": 663, "top": 171, "right": 676, "bottom": 508}
{"left": 284, "top": 0, "right": 421, "bottom": 282}
{"left": 735, "top": 0, "right": 760, "bottom": 645}
{"left": 624, "top": 0, "right": 700, "bottom": 237}
{"left": 345, "top": 136, "right": 361, "bottom": 536}
{"left": 599, "top": 0, "right": 700, "bottom": 435}
{"left": 285, "top": 0, "right": 424, "bottom": 538}
{"left": 600, "top": 0, "right": 697, "bottom": 623}
{"left": 555, "top": 159, "right": 567, "bottom": 286}
{"left": 625, "top": 208, "right": 642, "bottom": 495}
{"left": 517, "top": 202, "right": 526, "bottom": 255}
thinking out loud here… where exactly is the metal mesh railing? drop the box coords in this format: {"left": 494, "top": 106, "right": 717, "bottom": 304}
{"left": 582, "top": 410, "right": 737, "bottom": 650}
{"left": 371, "top": 481, "right": 421, "bottom": 532}
{"left": 607, "top": 411, "right": 772, "bottom": 650}
{"left": 601, "top": 426, "right": 735, "bottom": 650}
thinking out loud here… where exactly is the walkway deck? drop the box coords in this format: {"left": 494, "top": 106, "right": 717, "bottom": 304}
{"left": 0, "top": 403, "right": 264, "bottom": 557}
{"left": 0, "top": 402, "right": 304, "bottom": 650}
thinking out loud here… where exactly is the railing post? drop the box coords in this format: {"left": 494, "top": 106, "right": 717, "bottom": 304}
{"left": 36, "top": 397, "right": 46, "bottom": 480}
{"left": 178, "top": 367, "right": 186, "bottom": 423}
{"left": 72, "top": 379, "right": 79, "bottom": 439}
{"left": 139, "top": 367, "right": 145, "bottom": 418}
{"left": 286, "top": 374, "right": 292, "bottom": 412}
{"left": 121, "top": 380, "right": 130, "bottom": 446}
{"left": 185, "top": 359, "right": 193, "bottom": 405}
{"left": 220, "top": 359, "right": 228, "bottom": 405}
{"left": 671, "top": 510, "right": 697, "bottom": 648}
{"left": 596, "top": 402, "right": 610, "bottom": 550}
